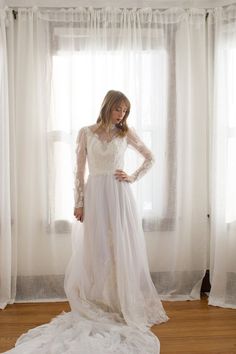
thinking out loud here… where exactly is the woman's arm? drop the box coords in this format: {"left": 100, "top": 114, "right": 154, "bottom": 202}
{"left": 74, "top": 127, "right": 87, "bottom": 221}
{"left": 114, "top": 127, "right": 155, "bottom": 183}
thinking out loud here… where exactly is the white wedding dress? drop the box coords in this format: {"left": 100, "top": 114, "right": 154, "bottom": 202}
{"left": 3, "top": 125, "right": 168, "bottom": 354}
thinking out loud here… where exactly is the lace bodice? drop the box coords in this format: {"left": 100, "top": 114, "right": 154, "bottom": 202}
{"left": 74, "top": 125, "right": 155, "bottom": 208}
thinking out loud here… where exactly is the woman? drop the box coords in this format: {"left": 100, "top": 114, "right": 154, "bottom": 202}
{"left": 5, "top": 90, "right": 168, "bottom": 354}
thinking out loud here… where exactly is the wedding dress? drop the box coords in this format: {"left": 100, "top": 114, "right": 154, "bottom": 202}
{"left": 3, "top": 125, "right": 168, "bottom": 354}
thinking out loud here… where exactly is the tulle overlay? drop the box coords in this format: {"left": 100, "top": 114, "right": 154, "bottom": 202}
{"left": 4, "top": 311, "right": 160, "bottom": 354}
{"left": 4, "top": 127, "right": 168, "bottom": 353}
{"left": 4, "top": 175, "right": 168, "bottom": 354}
{"left": 65, "top": 175, "right": 168, "bottom": 329}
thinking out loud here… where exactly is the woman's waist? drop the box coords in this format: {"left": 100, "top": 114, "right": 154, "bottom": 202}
{"left": 88, "top": 165, "right": 124, "bottom": 176}
{"left": 88, "top": 170, "right": 116, "bottom": 177}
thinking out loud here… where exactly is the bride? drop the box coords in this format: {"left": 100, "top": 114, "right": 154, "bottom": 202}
{"left": 4, "top": 90, "right": 168, "bottom": 354}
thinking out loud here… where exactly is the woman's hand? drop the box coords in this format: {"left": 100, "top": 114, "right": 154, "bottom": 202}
{"left": 74, "top": 207, "right": 84, "bottom": 222}
{"left": 114, "top": 169, "right": 133, "bottom": 182}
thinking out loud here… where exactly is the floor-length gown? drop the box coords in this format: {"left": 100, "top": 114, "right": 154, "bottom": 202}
{"left": 3, "top": 125, "right": 168, "bottom": 354}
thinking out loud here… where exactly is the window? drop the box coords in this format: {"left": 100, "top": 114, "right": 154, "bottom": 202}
{"left": 48, "top": 26, "right": 176, "bottom": 232}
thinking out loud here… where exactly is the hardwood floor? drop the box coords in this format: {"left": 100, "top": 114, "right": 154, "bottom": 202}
{"left": 153, "top": 296, "right": 236, "bottom": 354}
{"left": 0, "top": 296, "right": 236, "bottom": 353}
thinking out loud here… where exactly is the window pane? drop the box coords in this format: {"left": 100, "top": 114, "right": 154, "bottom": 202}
{"left": 49, "top": 49, "right": 168, "bottom": 223}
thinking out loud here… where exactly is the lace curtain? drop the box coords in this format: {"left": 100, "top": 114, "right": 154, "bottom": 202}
{"left": 0, "top": 5, "right": 234, "bottom": 309}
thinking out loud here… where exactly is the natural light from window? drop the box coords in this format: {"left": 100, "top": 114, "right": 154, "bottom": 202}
{"left": 49, "top": 49, "right": 167, "bottom": 224}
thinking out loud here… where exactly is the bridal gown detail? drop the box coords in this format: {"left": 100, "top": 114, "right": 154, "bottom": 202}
{"left": 4, "top": 125, "right": 168, "bottom": 354}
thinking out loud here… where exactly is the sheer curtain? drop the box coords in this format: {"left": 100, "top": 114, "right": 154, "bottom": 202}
{"left": 3, "top": 8, "right": 72, "bottom": 304}
{"left": 45, "top": 7, "right": 209, "bottom": 301}
{"left": 0, "top": 9, "right": 16, "bottom": 309}
{"left": 208, "top": 6, "right": 236, "bottom": 309}
{"left": 1, "top": 6, "right": 210, "bottom": 307}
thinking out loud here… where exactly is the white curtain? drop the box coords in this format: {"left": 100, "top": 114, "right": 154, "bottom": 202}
{"left": 208, "top": 6, "right": 236, "bottom": 309}
{"left": 1, "top": 6, "right": 210, "bottom": 307}
{"left": 2, "top": 8, "right": 72, "bottom": 304}
{"left": 44, "top": 7, "right": 210, "bottom": 301}
{"left": 0, "top": 9, "right": 17, "bottom": 309}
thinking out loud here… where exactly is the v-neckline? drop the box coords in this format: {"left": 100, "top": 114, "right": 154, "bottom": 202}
{"left": 87, "top": 126, "right": 120, "bottom": 144}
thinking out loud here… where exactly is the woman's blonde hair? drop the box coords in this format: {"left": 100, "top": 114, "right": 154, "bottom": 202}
{"left": 96, "top": 90, "right": 131, "bottom": 137}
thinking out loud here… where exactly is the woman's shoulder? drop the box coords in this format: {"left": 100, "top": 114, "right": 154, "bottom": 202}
{"left": 80, "top": 124, "right": 98, "bottom": 133}
{"left": 87, "top": 124, "right": 98, "bottom": 133}
{"left": 126, "top": 126, "right": 137, "bottom": 137}
{"left": 77, "top": 124, "right": 96, "bottom": 135}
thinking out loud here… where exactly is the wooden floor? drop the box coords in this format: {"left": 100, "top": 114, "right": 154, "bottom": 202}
{"left": 0, "top": 296, "right": 236, "bottom": 353}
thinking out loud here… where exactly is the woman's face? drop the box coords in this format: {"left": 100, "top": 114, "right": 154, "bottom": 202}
{"left": 110, "top": 101, "right": 128, "bottom": 125}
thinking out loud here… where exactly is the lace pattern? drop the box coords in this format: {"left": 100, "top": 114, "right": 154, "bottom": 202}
{"left": 126, "top": 128, "right": 155, "bottom": 182}
{"left": 74, "top": 125, "right": 155, "bottom": 208}
{"left": 74, "top": 127, "right": 87, "bottom": 208}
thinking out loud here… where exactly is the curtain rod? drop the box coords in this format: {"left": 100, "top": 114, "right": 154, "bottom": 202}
{"left": 11, "top": 7, "right": 211, "bottom": 20}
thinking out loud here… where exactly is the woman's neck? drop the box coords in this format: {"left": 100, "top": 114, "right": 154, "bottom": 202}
{"left": 97, "top": 122, "right": 117, "bottom": 132}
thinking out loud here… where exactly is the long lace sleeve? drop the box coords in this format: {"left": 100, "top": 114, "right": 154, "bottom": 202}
{"left": 127, "top": 128, "right": 155, "bottom": 182}
{"left": 74, "top": 127, "right": 87, "bottom": 208}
